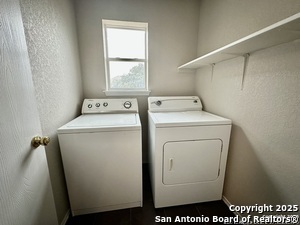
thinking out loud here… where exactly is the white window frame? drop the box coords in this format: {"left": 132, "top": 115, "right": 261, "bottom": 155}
{"left": 102, "top": 19, "right": 150, "bottom": 96}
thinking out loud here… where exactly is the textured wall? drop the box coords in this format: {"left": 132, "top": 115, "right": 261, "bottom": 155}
{"left": 196, "top": 0, "right": 300, "bottom": 214}
{"left": 74, "top": 0, "right": 200, "bottom": 162}
{"left": 20, "top": 0, "right": 83, "bottom": 223}
{"left": 197, "top": 0, "right": 300, "bottom": 56}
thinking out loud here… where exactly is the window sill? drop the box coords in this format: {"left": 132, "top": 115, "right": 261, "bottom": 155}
{"left": 104, "top": 90, "right": 151, "bottom": 96}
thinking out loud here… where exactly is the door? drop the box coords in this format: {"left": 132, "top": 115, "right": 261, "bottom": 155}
{"left": 163, "top": 139, "right": 222, "bottom": 185}
{"left": 0, "top": 1, "right": 58, "bottom": 225}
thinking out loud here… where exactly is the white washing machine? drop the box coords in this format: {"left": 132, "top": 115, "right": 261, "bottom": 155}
{"left": 148, "top": 96, "right": 231, "bottom": 208}
{"left": 58, "top": 99, "right": 142, "bottom": 216}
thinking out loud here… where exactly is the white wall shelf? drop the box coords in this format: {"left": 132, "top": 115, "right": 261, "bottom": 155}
{"left": 178, "top": 12, "right": 300, "bottom": 70}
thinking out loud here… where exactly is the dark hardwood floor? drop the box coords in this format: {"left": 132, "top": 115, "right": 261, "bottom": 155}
{"left": 66, "top": 165, "right": 236, "bottom": 225}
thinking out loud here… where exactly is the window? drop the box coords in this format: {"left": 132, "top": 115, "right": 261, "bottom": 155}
{"left": 102, "top": 20, "right": 149, "bottom": 96}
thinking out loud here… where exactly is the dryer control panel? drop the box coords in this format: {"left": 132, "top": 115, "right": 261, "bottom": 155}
{"left": 82, "top": 98, "right": 139, "bottom": 114}
{"left": 148, "top": 96, "right": 203, "bottom": 112}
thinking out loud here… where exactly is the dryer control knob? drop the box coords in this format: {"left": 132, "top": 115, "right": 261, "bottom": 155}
{"left": 124, "top": 101, "right": 132, "bottom": 109}
{"left": 155, "top": 100, "right": 162, "bottom": 106}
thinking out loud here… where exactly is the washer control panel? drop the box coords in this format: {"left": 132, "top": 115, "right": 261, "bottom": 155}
{"left": 82, "top": 98, "right": 139, "bottom": 114}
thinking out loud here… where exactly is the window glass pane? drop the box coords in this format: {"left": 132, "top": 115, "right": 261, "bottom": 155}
{"left": 107, "top": 28, "right": 145, "bottom": 59}
{"left": 109, "top": 62, "right": 145, "bottom": 89}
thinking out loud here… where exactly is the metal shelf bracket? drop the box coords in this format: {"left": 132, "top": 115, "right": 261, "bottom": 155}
{"left": 241, "top": 53, "right": 250, "bottom": 90}
{"left": 210, "top": 63, "right": 215, "bottom": 82}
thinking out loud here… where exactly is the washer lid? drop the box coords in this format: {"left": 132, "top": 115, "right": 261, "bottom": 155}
{"left": 149, "top": 111, "right": 231, "bottom": 127}
{"left": 58, "top": 114, "right": 141, "bottom": 133}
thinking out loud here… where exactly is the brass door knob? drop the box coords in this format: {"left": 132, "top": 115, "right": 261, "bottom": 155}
{"left": 31, "top": 136, "right": 50, "bottom": 148}
{"left": 41, "top": 136, "right": 50, "bottom": 146}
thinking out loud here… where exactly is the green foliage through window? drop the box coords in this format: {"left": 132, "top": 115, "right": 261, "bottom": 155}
{"left": 111, "top": 63, "right": 145, "bottom": 89}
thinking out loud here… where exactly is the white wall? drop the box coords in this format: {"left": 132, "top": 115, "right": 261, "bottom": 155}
{"left": 74, "top": 0, "right": 201, "bottom": 162}
{"left": 196, "top": 0, "right": 300, "bottom": 214}
{"left": 20, "top": 0, "right": 83, "bottom": 223}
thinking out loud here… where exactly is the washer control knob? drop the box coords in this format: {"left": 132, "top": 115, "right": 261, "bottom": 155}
{"left": 103, "top": 102, "right": 108, "bottom": 107}
{"left": 123, "top": 101, "right": 132, "bottom": 109}
{"left": 88, "top": 104, "right": 92, "bottom": 108}
{"left": 95, "top": 103, "right": 100, "bottom": 107}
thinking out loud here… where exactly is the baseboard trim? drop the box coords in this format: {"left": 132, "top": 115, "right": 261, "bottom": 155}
{"left": 222, "top": 196, "right": 243, "bottom": 218}
{"left": 60, "top": 209, "right": 70, "bottom": 225}
{"left": 222, "top": 196, "right": 252, "bottom": 225}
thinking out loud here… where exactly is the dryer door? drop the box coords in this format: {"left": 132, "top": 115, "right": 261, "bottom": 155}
{"left": 163, "top": 139, "right": 222, "bottom": 185}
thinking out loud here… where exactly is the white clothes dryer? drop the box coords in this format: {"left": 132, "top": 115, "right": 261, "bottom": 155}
{"left": 58, "top": 99, "right": 142, "bottom": 216}
{"left": 148, "top": 96, "right": 231, "bottom": 208}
